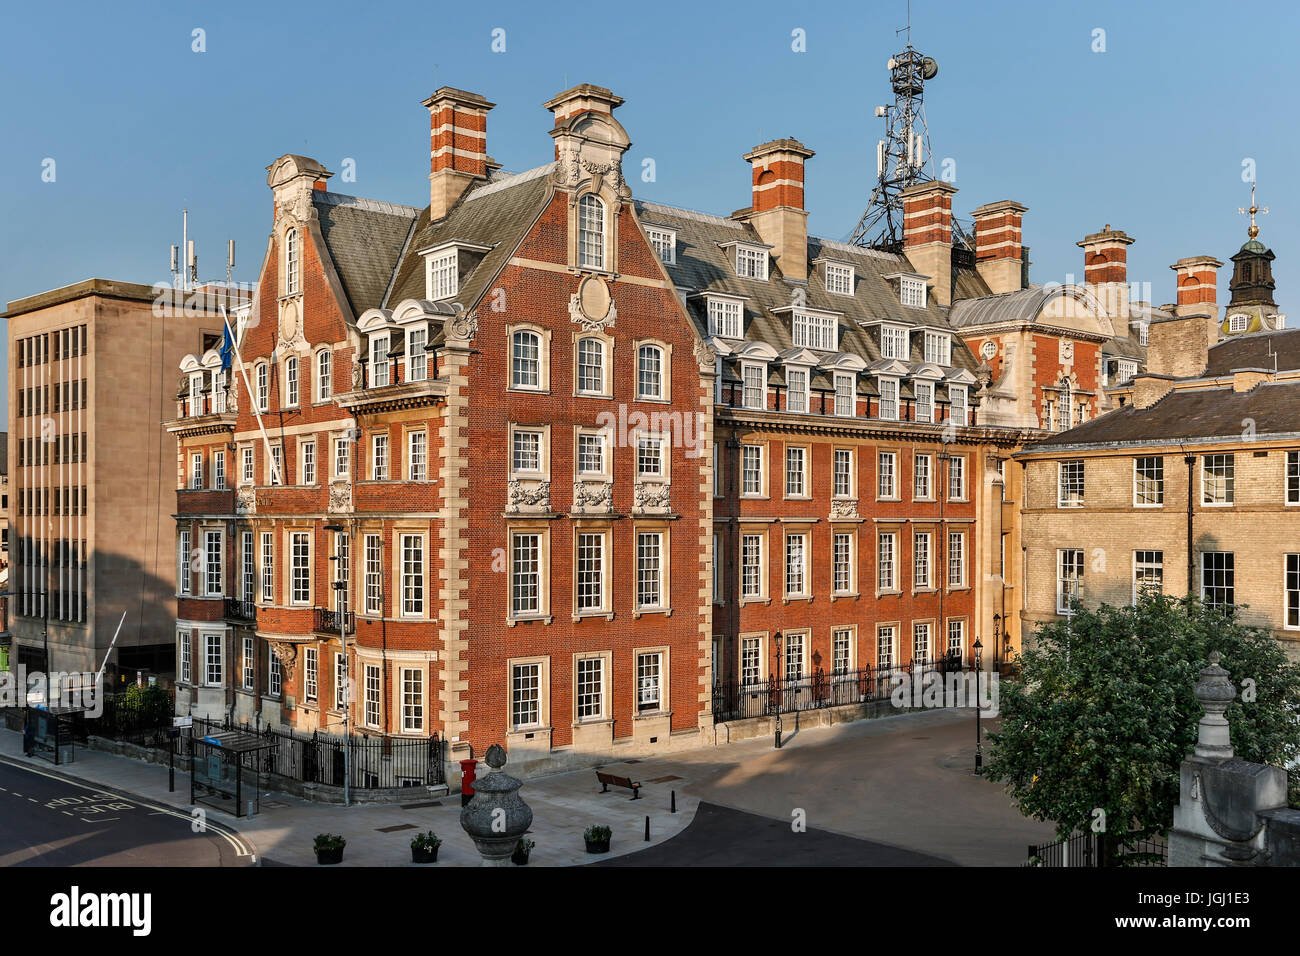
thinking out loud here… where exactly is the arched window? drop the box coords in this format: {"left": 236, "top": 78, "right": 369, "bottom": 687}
{"left": 512, "top": 330, "right": 542, "bottom": 389}
{"left": 316, "top": 349, "right": 331, "bottom": 401}
{"left": 576, "top": 337, "right": 605, "bottom": 395}
{"left": 285, "top": 228, "right": 300, "bottom": 295}
{"left": 637, "top": 344, "right": 664, "bottom": 400}
{"left": 1059, "top": 378, "right": 1073, "bottom": 431}
{"left": 285, "top": 355, "right": 299, "bottom": 407}
{"left": 577, "top": 195, "right": 605, "bottom": 270}
{"left": 256, "top": 362, "right": 269, "bottom": 412}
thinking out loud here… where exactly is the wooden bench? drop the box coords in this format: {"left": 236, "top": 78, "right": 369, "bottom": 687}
{"left": 595, "top": 770, "right": 641, "bottom": 799}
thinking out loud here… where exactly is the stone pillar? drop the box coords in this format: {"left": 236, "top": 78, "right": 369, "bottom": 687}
{"left": 459, "top": 744, "right": 533, "bottom": 866}
{"left": 1168, "top": 653, "right": 1289, "bottom": 866}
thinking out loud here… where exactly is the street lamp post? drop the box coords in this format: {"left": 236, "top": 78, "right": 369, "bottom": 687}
{"left": 773, "top": 632, "right": 783, "bottom": 750}
{"left": 324, "top": 523, "right": 349, "bottom": 807}
{"left": 993, "top": 613, "right": 1004, "bottom": 669}
{"left": 973, "top": 636, "right": 983, "bottom": 774}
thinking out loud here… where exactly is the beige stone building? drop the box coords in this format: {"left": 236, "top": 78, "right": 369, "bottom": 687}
{"left": 3, "top": 280, "right": 234, "bottom": 683}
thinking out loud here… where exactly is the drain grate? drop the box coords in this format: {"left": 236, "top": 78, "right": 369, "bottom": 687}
{"left": 376, "top": 823, "right": 418, "bottom": 833}
{"left": 400, "top": 801, "right": 444, "bottom": 810}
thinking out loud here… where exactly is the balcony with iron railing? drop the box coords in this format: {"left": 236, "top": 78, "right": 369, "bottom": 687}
{"left": 334, "top": 353, "right": 447, "bottom": 412}
{"left": 165, "top": 389, "right": 237, "bottom": 434}
{"left": 225, "top": 597, "right": 257, "bottom": 622}
{"left": 313, "top": 606, "right": 355, "bottom": 634}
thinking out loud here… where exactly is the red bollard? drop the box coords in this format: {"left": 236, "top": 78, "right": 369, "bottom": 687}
{"left": 459, "top": 759, "right": 478, "bottom": 807}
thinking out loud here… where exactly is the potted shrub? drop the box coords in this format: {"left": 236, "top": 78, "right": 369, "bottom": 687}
{"left": 511, "top": 837, "right": 535, "bottom": 866}
{"left": 584, "top": 825, "right": 612, "bottom": 854}
{"left": 410, "top": 830, "right": 442, "bottom": 864}
{"left": 314, "top": 833, "right": 346, "bottom": 865}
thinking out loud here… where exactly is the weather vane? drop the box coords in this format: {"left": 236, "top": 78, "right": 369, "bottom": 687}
{"left": 1239, "top": 182, "right": 1269, "bottom": 240}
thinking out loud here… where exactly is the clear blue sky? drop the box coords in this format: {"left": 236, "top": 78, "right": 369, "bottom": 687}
{"left": 2, "top": 0, "right": 1295, "bottom": 422}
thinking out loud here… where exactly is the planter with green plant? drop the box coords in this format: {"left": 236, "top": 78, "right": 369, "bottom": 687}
{"left": 410, "top": 830, "right": 441, "bottom": 863}
{"left": 314, "top": 833, "right": 346, "bottom": 865}
{"left": 511, "top": 837, "right": 535, "bottom": 865}
{"left": 583, "top": 825, "right": 612, "bottom": 854}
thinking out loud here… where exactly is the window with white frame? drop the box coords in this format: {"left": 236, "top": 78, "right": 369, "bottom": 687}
{"left": 1133, "top": 550, "right": 1164, "bottom": 602}
{"left": 511, "top": 662, "right": 541, "bottom": 729}
{"left": 511, "top": 533, "right": 541, "bottom": 616}
{"left": 1229, "top": 313, "right": 1248, "bottom": 333}
{"left": 824, "top": 262, "right": 854, "bottom": 296}
{"left": 949, "top": 386, "right": 968, "bottom": 426}
{"left": 912, "top": 623, "right": 931, "bottom": 664}
{"left": 1057, "top": 548, "right": 1084, "bottom": 613}
{"left": 834, "top": 373, "right": 855, "bottom": 416}
{"left": 785, "top": 633, "right": 805, "bottom": 682}
{"left": 833, "top": 533, "right": 853, "bottom": 593}
{"left": 304, "top": 646, "right": 318, "bottom": 702}
{"left": 332, "top": 531, "right": 349, "bottom": 613}
{"left": 371, "top": 434, "right": 389, "bottom": 480}
{"left": 578, "top": 195, "right": 606, "bottom": 270}
{"left": 1286, "top": 553, "right": 1300, "bottom": 629}
{"left": 576, "top": 657, "right": 604, "bottom": 719}
{"left": 364, "top": 534, "right": 383, "bottom": 615}
{"left": 256, "top": 362, "right": 269, "bottom": 412}
{"left": 269, "top": 651, "right": 283, "bottom": 698}
{"left": 269, "top": 443, "right": 283, "bottom": 486}
{"left": 1288, "top": 452, "right": 1300, "bottom": 506}
{"left": 285, "top": 228, "right": 299, "bottom": 295}
{"left": 741, "top": 534, "right": 763, "bottom": 598}
{"left": 242, "top": 635, "right": 254, "bottom": 690}
{"left": 713, "top": 533, "right": 721, "bottom": 603}
{"left": 742, "top": 363, "right": 766, "bottom": 409}
{"left": 285, "top": 356, "right": 299, "bottom": 407}
{"left": 914, "top": 454, "right": 932, "bottom": 499}
{"left": 881, "top": 326, "right": 908, "bottom": 360}
{"left": 400, "top": 534, "right": 424, "bottom": 616}
{"left": 947, "top": 620, "right": 964, "bottom": 658}
{"left": 408, "top": 430, "right": 427, "bottom": 481}
{"left": 833, "top": 448, "right": 852, "bottom": 498}
{"left": 290, "top": 532, "right": 310, "bottom": 605}
{"left": 636, "top": 434, "right": 664, "bottom": 478}
{"left": 948, "top": 455, "right": 966, "bottom": 500}
{"left": 333, "top": 437, "right": 349, "bottom": 478}
{"left": 637, "top": 532, "right": 664, "bottom": 609}
{"left": 189, "top": 374, "right": 203, "bottom": 416}
{"left": 334, "top": 652, "right": 346, "bottom": 710}
{"left": 204, "top": 632, "right": 222, "bottom": 686}
{"left": 628, "top": 651, "right": 662, "bottom": 712}
{"left": 923, "top": 331, "right": 951, "bottom": 366}
{"left": 900, "top": 276, "right": 926, "bottom": 309}
{"left": 402, "top": 667, "right": 424, "bottom": 732}
{"left": 786, "top": 367, "right": 809, "bottom": 413}
{"left": 785, "top": 533, "right": 806, "bottom": 596}
{"left": 511, "top": 329, "right": 542, "bottom": 390}
{"left": 832, "top": 628, "right": 853, "bottom": 673}
{"left": 316, "top": 349, "right": 331, "bottom": 401}
{"left": 260, "top": 532, "right": 273, "bottom": 603}
{"left": 576, "top": 532, "right": 605, "bottom": 612}
{"left": 213, "top": 451, "right": 225, "bottom": 490}
{"left": 878, "top": 451, "right": 897, "bottom": 498}
{"left": 707, "top": 297, "right": 742, "bottom": 338}
{"left": 429, "top": 249, "right": 458, "bottom": 299}
{"left": 735, "top": 244, "right": 767, "bottom": 280}
{"left": 785, "top": 446, "right": 807, "bottom": 497}
{"left": 576, "top": 337, "right": 605, "bottom": 395}
{"left": 512, "top": 429, "right": 542, "bottom": 474}
{"left": 647, "top": 227, "right": 676, "bottom": 265}
{"left": 369, "top": 334, "right": 390, "bottom": 388}
{"left": 363, "top": 664, "right": 380, "bottom": 727}
{"left": 204, "top": 530, "right": 222, "bottom": 596}
{"left": 914, "top": 532, "right": 931, "bottom": 589}
{"left": 1202, "top": 454, "right": 1235, "bottom": 505}
{"left": 947, "top": 531, "right": 966, "bottom": 588}
{"left": 179, "top": 632, "right": 191, "bottom": 683}
{"left": 878, "top": 533, "right": 896, "bottom": 590}
{"left": 740, "top": 637, "right": 762, "bottom": 685}
{"left": 741, "top": 444, "right": 763, "bottom": 496}
{"left": 1134, "top": 456, "right": 1164, "bottom": 506}
{"left": 792, "top": 311, "right": 837, "bottom": 351}
{"left": 190, "top": 452, "right": 203, "bottom": 489}
{"left": 241, "top": 532, "right": 254, "bottom": 603}
{"left": 1201, "top": 551, "right": 1235, "bottom": 609}
{"left": 637, "top": 344, "right": 665, "bottom": 400}
{"left": 408, "top": 326, "right": 428, "bottom": 382}
{"left": 242, "top": 446, "right": 254, "bottom": 484}
{"left": 1058, "top": 460, "right": 1085, "bottom": 507}
{"left": 578, "top": 431, "right": 605, "bottom": 476}
{"left": 915, "top": 381, "right": 934, "bottom": 423}
{"left": 878, "top": 378, "right": 899, "bottom": 419}
{"left": 876, "top": 626, "right": 895, "bottom": 670}
{"left": 300, "top": 441, "right": 315, "bottom": 486}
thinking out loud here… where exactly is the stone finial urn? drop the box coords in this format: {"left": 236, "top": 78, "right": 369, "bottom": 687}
{"left": 459, "top": 744, "right": 533, "bottom": 866}
{"left": 1193, "top": 652, "right": 1237, "bottom": 760}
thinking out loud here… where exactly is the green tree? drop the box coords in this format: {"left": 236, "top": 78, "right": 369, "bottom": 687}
{"left": 986, "top": 593, "right": 1300, "bottom": 857}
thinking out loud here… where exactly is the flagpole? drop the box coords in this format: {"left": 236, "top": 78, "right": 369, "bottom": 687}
{"left": 221, "top": 305, "right": 282, "bottom": 485}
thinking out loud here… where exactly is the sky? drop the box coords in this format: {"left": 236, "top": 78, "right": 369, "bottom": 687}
{"left": 1, "top": 0, "right": 1296, "bottom": 422}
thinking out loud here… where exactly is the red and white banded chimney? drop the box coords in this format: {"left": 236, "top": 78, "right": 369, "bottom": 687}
{"left": 900, "top": 180, "right": 957, "bottom": 306}
{"left": 1171, "top": 254, "right": 1224, "bottom": 347}
{"left": 971, "top": 200, "right": 1027, "bottom": 295}
{"left": 739, "top": 138, "right": 815, "bottom": 281}
{"left": 422, "top": 87, "right": 495, "bottom": 219}
{"left": 1078, "top": 225, "right": 1133, "bottom": 329}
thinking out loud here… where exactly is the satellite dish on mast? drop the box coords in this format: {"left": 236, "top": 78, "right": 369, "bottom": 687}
{"left": 921, "top": 56, "right": 939, "bottom": 80}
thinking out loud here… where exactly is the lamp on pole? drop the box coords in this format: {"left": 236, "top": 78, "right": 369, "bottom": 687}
{"left": 993, "top": 612, "right": 1003, "bottom": 668}
{"left": 324, "top": 522, "right": 349, "bottom": 807}
{"left": 973, "top": 636, "right": 983, "bottom": 774}
{"left": 773, "top": 631, "right": 783, "bottom": 750}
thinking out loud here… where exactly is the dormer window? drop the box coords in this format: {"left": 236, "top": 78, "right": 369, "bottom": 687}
{"left": 1228, "top": 313, "right": 1249, "bottom": 333}
{"left": 741, "top": 362, "right": 767, "bottom": 410}
{"left": 1138, "top": 323, "right": 1149, "bottom": 346}
{"left": 408, "top": 325, "right": 429, "bottom": 382}
{"left": 707, "top": 295, "right": 743, "bottom": 339}
{"left": 428, "top": 249, "right": 458, "bottom": 300}
{"left": 647, "top": 227, "right": 676, "bottom": 265}
{"left": 578, "top": 195, "right": 606, "bottom": 270}
{"left": 189, "top": 374, "right": 203, "bottom": 416}
{"left": 950, "top": 385, "right": 969, "bottom": 426}
{"left": 881, "top": 325, "right": 909, "bottom": 361}
{"left": 915, "top": 381, "right": 934, "bottom": 423}
{"left": 786, "top": 367, "right": 810, "bottom": 413}
{"left": 792, "top": 311, "right": 837, "bottom": 352}
{"left": 369, "top": 333, "right": 391, "bottom": 387}
{"left": 834, "top": 373, "right": 855, "bottom": 417}
{"left": 878, "top": 377, "right": 899, "bottom": 420}
{"left": 923, "top": 331, "right": 951, "bottom": 366}
{"left": 735, "top": 244, "right": 768, "bottom": 280}
{"left": 900, "top": 276, "right": 926, "bottom": 309}
{"left": 824, "top": 262, "right": 855, "bottom": 296}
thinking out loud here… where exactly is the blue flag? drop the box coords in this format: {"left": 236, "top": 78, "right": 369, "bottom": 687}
{"left": 220, "top": 322, "right": 234, "bottom": 370}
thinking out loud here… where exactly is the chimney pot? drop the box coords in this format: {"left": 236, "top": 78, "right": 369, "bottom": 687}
{"left": 422, "top": 87, "right": 495, "bottom": 219}
{"left": 738, "top": 139, "right": 814, "bottom": 281}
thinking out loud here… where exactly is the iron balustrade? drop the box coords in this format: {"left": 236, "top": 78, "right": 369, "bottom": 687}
{"left": 225, "top": 598, "right": 257, "bottom": 621}
{"left": 314, "top": 607, "right": 355, "bottom": 634}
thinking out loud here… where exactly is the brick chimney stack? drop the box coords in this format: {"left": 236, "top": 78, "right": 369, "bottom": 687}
{"left": 543, "top": 83, "right": 625, "bottom": 128}
{"left": 1078, "top": 225, "right": 1133, "bottom": 331}
{"left": 971, "top": 200, "right": 1027, "bottom": 295}
{"left": 422, "top": 87, "right": 495, "bottom": 220}
{"left": 1146, "top": 313, "right": 1213, "bottom": 379}
{"left": 1171, "top": 255, "right": 1224, "bottom": 346}
{"left": 900, "top": 181, "right": 957, "bottom": 306}
{"left": 738, "top": 138, "right": 815, "bottom": 281}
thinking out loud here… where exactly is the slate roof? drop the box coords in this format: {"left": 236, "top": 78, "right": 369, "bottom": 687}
{"left": 1024, "top": 379, "right": 1300, "bottom": 449}
{"left": 312, "top": 192, "right": 420, "bottom": 316}
{"left": 1204, "top": 327, "right": 1300, "bottom": 376}
{"left": 948, "top": 286, "right": 1061, "bottom": 329}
